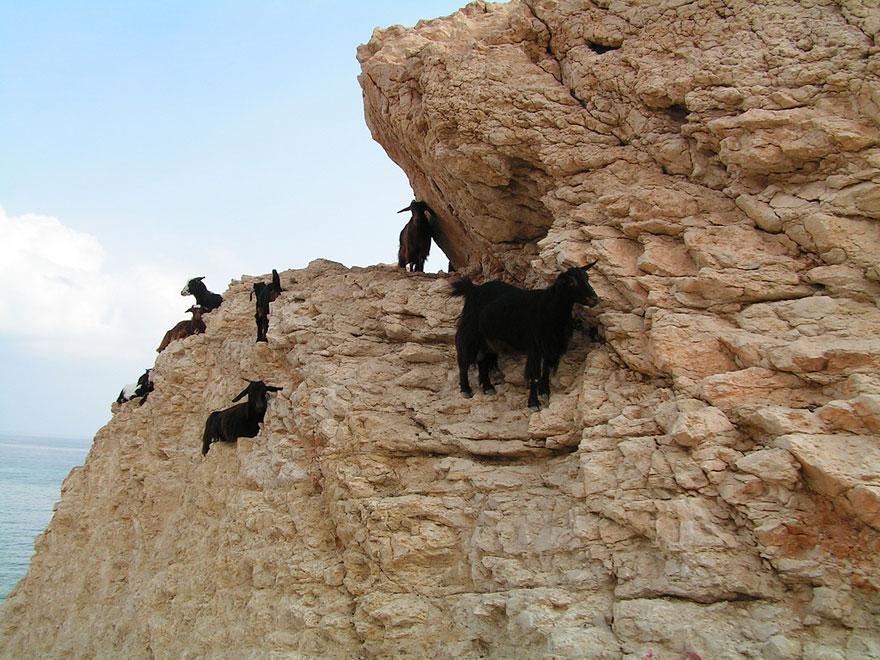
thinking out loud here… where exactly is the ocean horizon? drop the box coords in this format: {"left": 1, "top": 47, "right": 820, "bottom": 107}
{"left": 0, "top": 433, "right": 92, "bottom": 601}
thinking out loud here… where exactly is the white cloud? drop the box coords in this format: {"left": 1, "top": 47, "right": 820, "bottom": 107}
{"left": 0, "top": 206, "right": 190, "bottom": 360}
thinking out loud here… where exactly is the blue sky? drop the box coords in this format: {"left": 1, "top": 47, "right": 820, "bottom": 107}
{"left": 0, "top": 1, "right": 467, "bottom": 438}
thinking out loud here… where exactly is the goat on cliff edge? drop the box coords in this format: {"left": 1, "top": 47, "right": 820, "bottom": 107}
{"left": 397, "top": 200, "right": 435, "bottom": 272}
{"left": 251, "top": 269, "right": 283, "bottom": 343}
{"left": 452, "top": 263, "right": 599, "bottom": 410}
{"left": 157, "top": 306, "right": 206, "bottom": 352}
{"left": 201, "top": 380, "right": 282, "bottom": 455}
{"left": 181, "top": 276, "right": 223, "bottom": 312}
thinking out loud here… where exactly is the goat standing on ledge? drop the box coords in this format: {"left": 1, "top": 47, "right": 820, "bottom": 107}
{"left": 397, "top": 200, "right": 435, "bottom": 272}
{"left": 452, "top": 263, "right": 599, "bottom": 410}
{"left": 157, "top": 306, "right": 206, "bottom": 352}
{"left": 181, "top": 276, "right": 223, "bottom": 312}
{"left": 251, "top": 269, "right": 283, "bottom": 343}
{"left": 201, "top": 380, "right": 282, "bottom": 455}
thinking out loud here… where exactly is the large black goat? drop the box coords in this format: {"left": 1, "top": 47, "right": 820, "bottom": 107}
{"left": 181, "top": 276, "right": 223, "bottom": 312}
{"left": 116, "top": 368, "right": 154, "bottom": 406}
{"left": 251, "top": 269, "right": 283, "bottom": 343}
{"left": 201, "top": 380, "right": 282, "bottom": 455}
{"left": 397, "top": 200, "right": 435, "bottom": 272}
{"left": 452, "top": 263, "right": 599, "bottom": 410}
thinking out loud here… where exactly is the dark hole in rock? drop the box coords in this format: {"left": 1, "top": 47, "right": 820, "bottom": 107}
{"left": 587, "top": 42, "right": 619, "bottom": 54}
{"left": 666, "top": 104, "right": 689, "bottom": 123}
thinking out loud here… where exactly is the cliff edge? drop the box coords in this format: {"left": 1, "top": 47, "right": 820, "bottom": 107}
{"left": 3, "top": 0, "right": 880, "bottom": 658}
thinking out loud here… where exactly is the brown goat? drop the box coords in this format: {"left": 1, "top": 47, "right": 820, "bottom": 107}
{"left": 157, "top": 305, "right": 206, "bottom": 352}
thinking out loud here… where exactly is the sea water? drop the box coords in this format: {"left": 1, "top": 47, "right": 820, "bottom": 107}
{"left": 0, "top": 434, "right": 91, "bottom": 601}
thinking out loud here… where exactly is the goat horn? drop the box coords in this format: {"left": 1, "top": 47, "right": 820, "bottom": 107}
{"left": 397, "top": 205, "right": 412, "bottom": 213}
{"left": 583, "top": 260, "right": 598, "bottom": 270}
{"left": 232, "top": 384, "right": 252, "bottom": 402}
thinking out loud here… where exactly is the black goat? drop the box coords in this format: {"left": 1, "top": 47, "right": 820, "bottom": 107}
{"left": 201, "top": 380, "right": 282, "bottom": 455}
{"left": 116, "top": 368, "right": 154, "bottom": 406}
{"left": 397, "top": 200, "right": 435, "bottom": 272}
{"left": 157, "top": 306, "right": 206, "bottom": 352}
{"left": 250, "top": 269, "right": 283, "bottom": 343}
{"left": 452, "top": 263, "right": 599, "bottom": 410}
{"left": 181, "top": 276, "right": 223, "bottom": 312}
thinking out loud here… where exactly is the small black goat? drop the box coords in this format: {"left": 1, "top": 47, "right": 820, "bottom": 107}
{"left": 452, "top": 263, "right": 599, "bottom": 410}
{"left": 181, "top": 276, "right": 223, "bottom": 312}
{"left": 201, "top": 380, "right": 282, "bottom": 455}
{"left": 116, "top": 368, "right": 154, "bottom": 406}
{"left": 157, "top": 305, "right": 206, "bottom": 352}
{"left": 397, "top": 200, "right": 435, "bottom": 272}
{"left": 250, "top": 269, "right": 283, "bottom": 343}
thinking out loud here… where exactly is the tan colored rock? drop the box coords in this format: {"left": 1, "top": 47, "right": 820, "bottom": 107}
{"left": 818, "top": 395, "right": 880, "bottom": 434}
{"left": 736, "top": 194, "right": 783, "bottom": 233}
{"left": 733, "top": 404, "right": 826, "bottom": 437}
{"left": 636, "top": 235, "right": 697, "bottom": 276}
{"left": 648, "top": 312, "right": 739, "bottom": 381}
{"left": 707, "top": 108, "right": 876, "bottom": 175}
{"left": 803, "top": 264, "right": 880, "bottom": 303}
{"left": 735, "top": 448, "right": 801, "bottom": 488}
{"left": 656, "top": 399, "right": 735, "bottom": 448}
{"left": 701, "top": 367, "right": 829, "bottom": 412}
{"left": 776, "top": 433, "right": 880, "bottom": 531}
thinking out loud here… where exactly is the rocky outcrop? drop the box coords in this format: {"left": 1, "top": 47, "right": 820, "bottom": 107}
{"left": 3, "top": 0, "right": 880, "bottom": 657}
{"left": 355, "top": 0, "right": 880, "bottom": 654}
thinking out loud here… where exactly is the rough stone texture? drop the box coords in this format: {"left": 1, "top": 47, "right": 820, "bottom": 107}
{"left": 3, "top": 0, "right": 880, "bottom": 657}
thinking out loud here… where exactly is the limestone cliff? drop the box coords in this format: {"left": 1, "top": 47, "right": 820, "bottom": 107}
{"left": 3, "top": 0, "right": 880, "bottom": 658}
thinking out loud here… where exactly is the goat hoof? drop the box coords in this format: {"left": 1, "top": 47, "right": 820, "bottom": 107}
{"left": 483, "top": 386, "right": 496, "bottom": 395}
{"left": 528, "top": 403, "right": 541, "bottom": 412}
{"left": 461, "top": 390, "right": 474, "bottom": 399}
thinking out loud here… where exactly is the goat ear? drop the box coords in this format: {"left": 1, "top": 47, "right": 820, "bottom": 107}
{"left": 231, "top": 385, "right": 251, "bottom": 402}
{"left": 265, "top": 385, "right": 283, "bottom": 392}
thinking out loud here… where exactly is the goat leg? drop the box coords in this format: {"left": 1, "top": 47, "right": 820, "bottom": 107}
{"left": 477, "top": 353, "right": 496, "bottom": 395}
{"left": 255, "top": 314, "right": 268, "bottom": 343}
{"left": 456, "top": 332, "right": 475, "bottom": 398}
{"left": 525, "top": 352, "right": 542, "bottom": 410}
{"left": 458, "top": 363, "right": 473, "bottom": 398}
{"left": 538, "top": 359, "right": 551, "bottom": 404}
{"left": 527, "top": 380, "right": 541, "bottom": 411}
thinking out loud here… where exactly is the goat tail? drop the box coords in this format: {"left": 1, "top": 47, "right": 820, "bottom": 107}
{"left": 450, "top": 277, "right": 475, "bottom": 298}
{"left": 201, "top": 412, "right": 217, "bottom": 455}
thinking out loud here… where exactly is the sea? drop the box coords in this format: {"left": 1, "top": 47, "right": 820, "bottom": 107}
{"left": 0, "top": 434, "right": 92, "bottom": 601}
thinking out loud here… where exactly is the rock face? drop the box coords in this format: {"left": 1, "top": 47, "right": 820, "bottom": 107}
{"left": 3, "top": 0, "right": 880, "bottom": 657}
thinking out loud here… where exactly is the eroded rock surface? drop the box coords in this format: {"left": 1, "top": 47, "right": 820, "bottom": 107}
{"left": 3, "top": 0, "right": 880, "bottom": 657}
{"left": 354, "top": 0, "right": 880, "bottom": 654}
